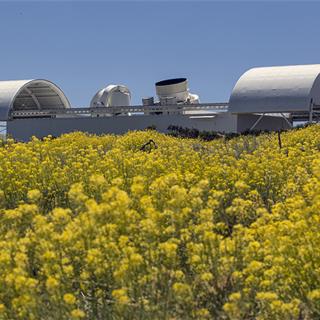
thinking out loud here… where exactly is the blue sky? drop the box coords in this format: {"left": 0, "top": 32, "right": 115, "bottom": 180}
{"left": 0, "top": 1, "right": 319, "bottom": 106}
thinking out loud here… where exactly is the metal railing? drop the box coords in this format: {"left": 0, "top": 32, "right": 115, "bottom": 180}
{"left": 10, "top": 102, "right": 229, "bottom": 119}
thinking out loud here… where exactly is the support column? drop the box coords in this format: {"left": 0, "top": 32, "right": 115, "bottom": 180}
{"left": 309, "top": 100, "right": 313, "bottom": 123}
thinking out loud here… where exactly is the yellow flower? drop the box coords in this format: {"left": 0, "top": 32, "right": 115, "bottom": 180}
{"left": 71, "top": 309, "right": 85, "bottom": 319}
{"left": 129, "top": 253, "right": 143, "bottom": 267}
{"left": 308, "top": 289, "right": 320, "bottom": 300}
{"left": 200, "top": 272, "right": 213, "bottom": 282}
{"left": 256, "top": 292, "right": 278, "bottom": 301}
{"left": 27, "top": 189, "right": 41, "bottom": 203}
{"left": 112, "top": 288, "right": 130, "bottom": 304}
{"left": 46, "top": 277, "right": 59, "bottom": 291}
{"left": 172, "top": 282, "right": 191, "bottom": 299}
{"left": 159, "top": 241, "right": 178, "bottom": 261}
{"left": 63, "top": 293, "right": 76, "bottom": 305}
{"left": 89, "top": 174, "right": 106, "bottom": 187}
{"left": 52, "top": 207, "right": 71, "bottom": 223}
{"left": 229, "top": 292, "right": 241, "bottom": 301}
{"left": 0, "top": 126, "right": 319, "bottom": 318}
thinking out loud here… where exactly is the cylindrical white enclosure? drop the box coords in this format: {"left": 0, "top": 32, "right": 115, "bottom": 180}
{"left": 90, "top": 85, "right": 131, "bottom": 108}
{"left": 155, "top": 78, "right": 189, "bottom": 102}
{"left": 155, "top": 78, "right": 200, "bottom": 105}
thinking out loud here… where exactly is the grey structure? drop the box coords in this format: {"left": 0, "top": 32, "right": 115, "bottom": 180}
{"left": 0, "top": 79, "right": 70, "bottom": 121}
{"left": 8, "top": 113, "right": 236, "bottom": 141}
{"left": 4, "top": 64, "right": 320, "bottom": 141}
{"left": 229, "top": 64, "right": 320, "bottom": 113}
{"left": 7, "top": 113, "right": 290, "bottom": 142}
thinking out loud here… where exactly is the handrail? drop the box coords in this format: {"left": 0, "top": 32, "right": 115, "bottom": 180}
{"left": 10, "top": 102, "right": 229, "bottom": 119}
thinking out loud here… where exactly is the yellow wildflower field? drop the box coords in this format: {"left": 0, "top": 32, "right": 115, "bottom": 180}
{"left": 0, "top": 126, "right": 319, "bottom": 319}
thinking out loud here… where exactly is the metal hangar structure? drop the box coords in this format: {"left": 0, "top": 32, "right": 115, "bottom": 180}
{"left": 0, "top": 79, "right": 70, "bottom": 121}
{"left": 229, "top": 64, "right": 320, "bottom": 125}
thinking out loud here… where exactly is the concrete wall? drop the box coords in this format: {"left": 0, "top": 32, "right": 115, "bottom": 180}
{"left": 7, "top": 113, "right": 238, "bottom": 141}
{"left": 7, "top": 113, "right": 291, "bottom": 142}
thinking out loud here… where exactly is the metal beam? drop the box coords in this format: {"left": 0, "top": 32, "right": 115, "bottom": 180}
{"left": 250, "top": 113, "right": 265, "bottom": 131}
{"left": 15, "top": 94, "right": 60, "bottom": 99}
{"left": 24, "top": 88, "right": 41, "bottom": 110}
{"left": 280, "top": 113, "right": 293, "bottom": 128}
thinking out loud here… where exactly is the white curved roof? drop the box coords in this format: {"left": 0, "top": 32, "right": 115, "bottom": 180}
{"left": 229, "top": 64, "right": 320, "bottom": 113}
{"left": 90, "top": 84, "right": 131, "bottom": 108}
{"left": 0, "top": 79, "right": 70, "bottom": 120}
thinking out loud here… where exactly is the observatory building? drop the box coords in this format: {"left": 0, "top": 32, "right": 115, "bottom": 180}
{"left": 229, "top": 64, "right": 320, "bottom": 119}
{"left": 2, "top": 64, "right": 320, "bottom": 141}
{"left": 0, "top": 79, "right": 70, "bottom": 121}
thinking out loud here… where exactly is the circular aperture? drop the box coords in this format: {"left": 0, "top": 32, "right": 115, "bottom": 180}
{"left": 155, "top": 78, "right": 187, "bottom": 87}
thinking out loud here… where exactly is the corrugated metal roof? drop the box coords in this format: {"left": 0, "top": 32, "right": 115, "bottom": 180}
{"left": 0, "top": 79, "right": 70, "bottom": 121}
{"left": 229, "top": 64, "right": 320, "bottom": 113}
